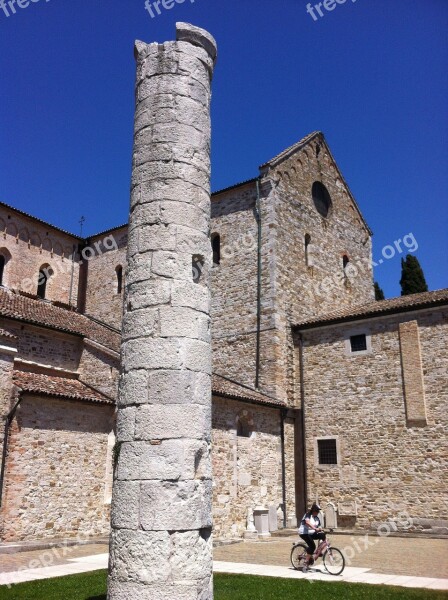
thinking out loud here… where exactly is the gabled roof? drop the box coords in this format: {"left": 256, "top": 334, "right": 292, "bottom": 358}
{"left": 259, "top": 131, "right": 321, "bottom": 169}
{"left": 0, "top": 200, "right": 82, "bottom": 241}
{"left": 259, "top": 131, "right": 372, "bottom": 235}
{"left": 294, "top": 289, "right": 448, "bottom": 331}
{"left": 0, "top": 288, "right": 120, "bottom": 353}
{"left": 212, "top": 373, "right": 284, "bottom": 407}
{"left": 13, "top": 370, "right": 114, "bottom": 405}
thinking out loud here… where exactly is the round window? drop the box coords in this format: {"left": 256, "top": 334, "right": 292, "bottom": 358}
{"left": 312, "top": 181, "right": 332, "bottom": 218}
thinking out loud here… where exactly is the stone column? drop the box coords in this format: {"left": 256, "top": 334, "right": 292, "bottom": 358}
{"left": 108, "top": 23, "right": 217, "bottom": 600}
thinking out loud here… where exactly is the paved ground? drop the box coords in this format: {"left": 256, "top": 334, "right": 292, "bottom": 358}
{"left": 214, "top": 533, "right": 448, "bottom": 579}
{"left": 1, "top": 534, "right": 448, "bottom": 590}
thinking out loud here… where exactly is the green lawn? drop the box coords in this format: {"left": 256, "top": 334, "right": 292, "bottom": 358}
{"left": 1, "top": 571, "right": 447, "bottom": 600}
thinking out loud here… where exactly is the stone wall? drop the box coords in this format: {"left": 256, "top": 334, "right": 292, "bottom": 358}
{"left": 264, "top": 135, "right": 374, "bottom": 402}
{"left": 211, "top": 184, "right": 259, "bottom": 389}
{"left": 211, "top": 396, "right": 284, "bottom": 539}
{"left": 0, "top": 394, "right": 114, "bottom": 541}
{"left": 0, "top": 206, "right": 80, "bottom": 305}
{"left": 78, "top": 343, "right": 120, "bottom": 400}
{"left": 0, "top": 320, "right": 82, "bottom": 372}
{"left": 297, "top": 307, "right": 448, "bottom": 531}
{"left": 83, "top": 227, "right": 128, "bottom": 327}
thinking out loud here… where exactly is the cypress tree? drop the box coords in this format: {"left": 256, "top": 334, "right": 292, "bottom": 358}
{"left": 374, "top": 282, "right": 385, "bottom": 301}
{"left": 400, "top": 255, "right": 428, "bottom": 296}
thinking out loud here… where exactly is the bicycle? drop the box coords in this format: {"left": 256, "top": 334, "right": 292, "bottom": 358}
{"left": 290, "top": 530, "right": 345, "bottom": 575}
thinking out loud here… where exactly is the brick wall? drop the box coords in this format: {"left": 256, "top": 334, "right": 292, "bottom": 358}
{"left": 297, "top": 307, "right": 448, "bottom": 531}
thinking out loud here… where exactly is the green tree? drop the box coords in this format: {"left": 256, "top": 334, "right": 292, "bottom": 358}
{"left": 400, "top": 255, "right": 428, "bottom": 296}
{"left": 374, "top": 282, "right": 385, "bottom": 300}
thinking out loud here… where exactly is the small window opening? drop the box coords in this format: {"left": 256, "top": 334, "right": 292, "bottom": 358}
{"left": 0, "top": 256, "right": 5, "bottom": 286}
{"left": 318, "top": 439, "right": 337, "bottom": 465}
{"left": 350, "top": 334, "right": 367, "bottom": 353}
{"left": 116, "top": 265, "right": 123, "bottom": 294}
{"left": 237, "top": 418, "right": 251, "bottom": 438}
{"left": 343, "top": 255, "right": 350, "bottom": 270}
{"left": 305, "top": 234, "right": 312, "bottom": 266}
{"left": 192, "top": 255, "right": 204, "bottom": 284}
{"left": 211, "top": 233, "right": 221, "bottom": 266}
{"left": 37, "top": 265, "right": 53, "bottom": 299}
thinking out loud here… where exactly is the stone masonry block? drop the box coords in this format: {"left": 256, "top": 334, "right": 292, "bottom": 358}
{"left": 111, "top": 480, "right": 140, "bottom": 530}
{"left": 118, "top": 370, "right": 148, "bottom": 406}
{"left": 123, "top": 338, "right": 181, "bottom": 371}
{"left": 132, "top": 179, "right": 210, "bottom": 213}
{"left": 159, "top": 201, "right": 209, "bottom": 234}
{"left": 122, "top": 308, "right": 158, "bottom": 341}
{"left": 137, "top": 74, "right": 209, "bottom": 106}
{"left": 135, "top": 404, "right": 211, "bottom": 441}
{"left": 107, "top": 580, "right": 201, "bottom": 600}
{"left": 140, "top": 480, "right": 212, "bottom": 531}
{"left": 109, "top": 529, "right": 171, "bottom": 584}
{"left": 151, "top": 251, "right": 192, "bottom": 281}
{"left": 170, "top": 530, "right": 213, "bottom": 582}
{"left": 138, "top": 224, "right": 177, "bottom": 253}
{"left": 180, "top": 338, "right": 212, "bottom": 374}
{"left": 171, "top": 280, "right": 210, "bottom": 313}
{"left": 125, "top": 254, "right": 153, "bottom": 286}
{"left": 159, "top": 306, "right": 210, "bottom": 342}
{"left": 117, "top": 439, "right": 211, "bottom": 482}
{"left": 126, "top": 279, "right": 171, "bottom": 310}
{"left": 116, "top": 406, "right": 136, "bottom": 442}
{"left": 147, "top": 370, "right": 211, "bottom": 405}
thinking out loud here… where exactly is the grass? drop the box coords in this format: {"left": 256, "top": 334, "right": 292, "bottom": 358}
{"left": 1, "top": 571, "right": 447, "bottom": 600}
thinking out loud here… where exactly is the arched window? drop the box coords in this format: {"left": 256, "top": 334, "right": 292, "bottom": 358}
{"left": 312, "top": 181, "right": 332, "bottom": 218}
{"left": 0, "top": 249, "right": 11, "bottom": 288}
{"left": 305, "top": 234, "right": 312, "bottom": 267}
{"left": 37, "top": 265, "right": 53, "bottom": 299}
{"left": 116, "top": 266, "right": 123, "bottom": 294}
{"left": 211, "top": 233, "right": 221, "bottom": 266}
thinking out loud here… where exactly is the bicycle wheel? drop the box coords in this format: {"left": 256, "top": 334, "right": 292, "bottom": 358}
{"left": 290, "top": 543, "right": 308, "bottom": 570}
{"left": 323, "top": 547, "right": 345, "bottom": 575}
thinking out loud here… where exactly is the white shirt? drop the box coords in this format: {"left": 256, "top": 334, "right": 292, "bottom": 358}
{"left": 298, "top": 513, "right": 320, "bottom": 535}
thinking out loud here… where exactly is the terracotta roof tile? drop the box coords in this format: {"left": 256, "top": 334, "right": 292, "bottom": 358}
{"left": 294, "top": 289, "right": 448, "bottom": 330}
{"left": 212, "top": 373, "right": 284, "bottom": 407}
{"left": 13, "top": 371, "right": 114, "bottom": 405}
{"left": 0, "top": 288, "right": 120, "bottom": 352}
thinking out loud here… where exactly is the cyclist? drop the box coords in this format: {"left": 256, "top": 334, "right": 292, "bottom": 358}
{"left": 298, "top": 503, "right": 326, "bottom": 572}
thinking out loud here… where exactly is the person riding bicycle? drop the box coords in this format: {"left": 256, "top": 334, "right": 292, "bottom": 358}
{"left": 298, "top": 503, "right": 326, "bottom": 572}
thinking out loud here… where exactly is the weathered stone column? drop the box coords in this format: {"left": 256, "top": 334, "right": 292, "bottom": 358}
{"left": 108, "top": 23, "right": 217, "bottom": 600}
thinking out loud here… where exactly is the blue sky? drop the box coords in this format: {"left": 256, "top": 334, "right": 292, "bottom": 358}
{"left": 0, "top": 0, "right": 447, "bottom": 298}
